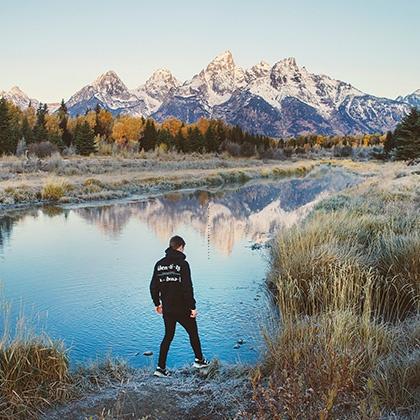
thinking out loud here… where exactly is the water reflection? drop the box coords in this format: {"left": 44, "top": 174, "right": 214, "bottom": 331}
{"left": 0, "top": 165, "right": 362, "bottom": 366}
{"left": 0, "top": 166, "right": 361, "bottom": 256}
{"left": 74, "top": 166, "right": 360, "bottom": 255}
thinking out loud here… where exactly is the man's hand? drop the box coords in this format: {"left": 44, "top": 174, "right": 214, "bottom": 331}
{"left": 190, "top": 309, "right": 197, "bottom": 318}
{"left": 155, "top": 305, "right": 163, "bottom": 315}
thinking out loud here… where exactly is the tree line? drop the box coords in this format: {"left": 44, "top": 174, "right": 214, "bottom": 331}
{"left": 0, "top": 98, "right": 418, "bottom": 160}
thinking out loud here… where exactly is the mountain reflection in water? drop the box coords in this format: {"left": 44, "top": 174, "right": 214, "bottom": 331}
{"left": 0, "top": 166, "right": 362, "bottom": 366}
{"left": 74, "top": 166, "right": 360, "bottom": 256}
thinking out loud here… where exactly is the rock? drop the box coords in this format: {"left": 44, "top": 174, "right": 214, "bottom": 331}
{"left": 143, "top": 351, "right": 153, "bottom": 356}
{"left": 233, "top": 344, "right": 240, "bottom": 349}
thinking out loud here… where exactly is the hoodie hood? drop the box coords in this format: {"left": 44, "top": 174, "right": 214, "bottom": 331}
{"left": 164, "top": 247, "right": 186, "bottom": 260}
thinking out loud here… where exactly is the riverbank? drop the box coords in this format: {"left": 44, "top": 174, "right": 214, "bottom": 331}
{"left": 1, "top": 158, "right": 418, "bottom": 419}
{"left": 253, "top": 161, "right": 420, "bottom": 418}
{"left": 0, "top": 153, "right": 318, "bottom": 213}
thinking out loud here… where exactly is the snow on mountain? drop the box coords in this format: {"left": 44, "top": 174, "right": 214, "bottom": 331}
{"left": 245, "top": 60, "right": 271, "bottom": 83}
{"left": 0, "top": 86, "right": 40, "bottom": 109}
{"left": 131, "top": 69, "right": 180, "bottom": 115}
{"left": 153, "top": 50, "right": 247, "bottom": 121}
{"left": 212, "top": 57, "right": 409, "bottom": 136}
{"left": 396, "top": 89, "right": 420, "bottom": 109}
{"left": 66, "top": 70, "right": 144, "bottom": 116}
{"left": 4, "top": 52, "right": 413, "bottom": 136}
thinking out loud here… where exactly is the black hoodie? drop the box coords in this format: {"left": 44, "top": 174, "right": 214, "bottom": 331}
{"left": 150, "top": 247, "right": 196, "bottom": 315}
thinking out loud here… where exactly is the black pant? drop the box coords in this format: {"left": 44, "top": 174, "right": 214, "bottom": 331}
{"left": 158, "top": 312, "right": 203, "bottom": 369}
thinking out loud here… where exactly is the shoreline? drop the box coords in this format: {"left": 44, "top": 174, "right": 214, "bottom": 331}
{"left": 0, "top": 156, "right": 320, "bottom": 215}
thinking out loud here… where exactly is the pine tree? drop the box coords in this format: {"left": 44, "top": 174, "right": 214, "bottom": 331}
{"left": 74, "top": 121, "right": 96, "bottom": 155}
{"left": 394, "top": 109, "right": 420, "bottom": 160}
{"left": 157, "top": 128, "right": 174, "bottom": 149}
{"left": 187, "top": 127, "right": 203, "bottom": 152}
{"left": 33, "top": 103, "right": 49, "bottom": 143}
{"left": 21, "top": 115, "right": 34, "bottom": 144}
{"left": 383, "top": 131, "right": 395, "bottom": 157}
{"left": 174, "top": 129, "right": 185, "bottom": 152}
{"left": 0, "top": 98, "right": 18, "bottom": 154}
{"left": 94, "top": 104, "right": 102, "bottom": 136}
{"left": 140, "top": 119, "right": 157, "bottom": 151}
{"left": 58, "top": 100, "right": 72, "bottom": 147}
{"left": 204, "top": 126, "right": 218, "bottom": 152}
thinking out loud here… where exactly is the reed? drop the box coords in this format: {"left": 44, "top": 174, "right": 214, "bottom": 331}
{"left": 0, "top": 305, "right": 72, "bottom": 419}
{"left": 252, "top": 187, "right": 420, "bottom": 418}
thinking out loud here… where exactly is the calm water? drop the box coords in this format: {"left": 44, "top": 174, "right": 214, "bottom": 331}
{"left": 0, "top": 165, "right": 361, "bottom": 368}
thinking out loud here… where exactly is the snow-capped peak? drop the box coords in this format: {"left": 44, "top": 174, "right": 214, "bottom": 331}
{"left": 208, "top": 50, "right": 235, "bottom": 66}
{"left": 143, "top": 68, "right": 179, "bottom": 101}
{"left": 0, "top": 86, "right": 39, "bottom": 109}
{"left": 245, "top": 60, "right": 271, "bottom": 82}
{"left": 93, "top": 70, "right": 129, "bottom": 96}
{"left": 191, "top": 51, "right": 246, "bottom": 105}
{"left": 396, "top": 88, "right": 420, "bottom": 109}
{"left": 9, "top": 86, "right": 27, "bottom": 96}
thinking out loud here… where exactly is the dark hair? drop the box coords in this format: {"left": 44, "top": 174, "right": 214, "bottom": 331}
{"left": 169, "top": 235, "right": 186, "bottom": 250}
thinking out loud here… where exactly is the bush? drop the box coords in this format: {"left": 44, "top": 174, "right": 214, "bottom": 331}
{"left": 41, "top": 179, "right": 70, "bottom": 201}
{"left": 28, "top": 141, "right": 59, "bottom": 158}
{"left": 224, "top": 141, "right": 241, "bottom": 157}
{"left": 333, "top": 145, "right": 353, "bottom": 157}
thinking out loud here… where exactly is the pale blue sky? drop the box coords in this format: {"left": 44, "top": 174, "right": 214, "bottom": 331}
{"left": 1, "top": 0, "right": 418, "bottom": 102}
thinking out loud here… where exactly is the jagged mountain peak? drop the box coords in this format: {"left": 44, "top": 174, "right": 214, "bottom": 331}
{"left": 396, "top": 88, "right": 420, "bottom": 109}
{"left": 246, "top": 61, "right": 271, "bottom": 82}
{"left": 9, "top": 86, "right": 26, "bottom": 95}
{"left": 203, "top": 51, "right": 238, "bottom": 78}
{"left": 146, "top": 68, "right": 178, "bottom": 87}
{"left": 1, "top": 85, "right": 39, "bottom": 109}
{"left": 275, "top": 57, "right": 298, "bottom": 69}
{"left": 93, "top": 70, "right": 128, "bottom": 95}
{"left": 143, "top": 68, "right": 180, "bottom": 101}
{"left": 55, "top": 52, "right": 412, "bottom": 136}
{"left": 209, "top": 50, "right": 234, "bottom": 65}
{"left": 192, "top": 50, "right": 245, "bottom": 103}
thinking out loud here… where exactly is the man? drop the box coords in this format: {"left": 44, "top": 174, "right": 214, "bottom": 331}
{"left": 150, "top": 235, "right": 209, "bottom": 377}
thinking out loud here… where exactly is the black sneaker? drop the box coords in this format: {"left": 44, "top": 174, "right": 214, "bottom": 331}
{"left": 193, "top": 358, "right": 210, "bottom": 369}
{"left": 153, "top": 367, "right": 170, "bottom": 377}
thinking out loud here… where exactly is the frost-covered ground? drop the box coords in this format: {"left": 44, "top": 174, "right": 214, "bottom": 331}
{"left": 0, "top": 153, "right": 317, "bottom": 212}
{"left": 42, "top": 363, "right": 254, "bottom": 420}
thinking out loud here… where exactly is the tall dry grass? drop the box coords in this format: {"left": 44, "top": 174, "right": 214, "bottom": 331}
{"left": 252, "top": 187, "right": 420, "bottom": 418}
{"left": 0, "top": 302, "right": 132, "bottom": 419}
{"left": 0, "top": 305, "right": 73, "bottom": 419}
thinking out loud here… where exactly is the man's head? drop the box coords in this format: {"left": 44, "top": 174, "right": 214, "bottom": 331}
{"left": 169, "top": 235, "right": 186, "bottom": 252}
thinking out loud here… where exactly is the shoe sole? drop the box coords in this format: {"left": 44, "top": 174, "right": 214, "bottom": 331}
{"left": 193, "top": 363, "right": 210, "bottom": 369}
{"left": 153, "top": 371, "right": 170, "bottom": 378}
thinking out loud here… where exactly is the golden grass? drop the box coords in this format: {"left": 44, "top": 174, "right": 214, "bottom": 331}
{"left": 0, "top": 305, "right": 73, "bottom": 419}
{"left": 252, "top": 180, "right": 420, "bottom": 418}
{"left": 41, "top": 178, "right": 72, "bottom": 201}
{"left": 0, "top": 300, "right": 133, "bottom": 419}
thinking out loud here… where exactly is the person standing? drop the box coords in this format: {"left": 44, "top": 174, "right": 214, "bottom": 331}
{"left": 150, "top": 235, "right": 210, "bottom": 377}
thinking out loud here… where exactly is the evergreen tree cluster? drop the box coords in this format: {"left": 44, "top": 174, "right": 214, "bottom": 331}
{"left": 1, "top": 96, "right": 414, "bottom": 159}
{"left": 138, "top": 118, "right": 271, "bottom": 155}
{"left": 385, "top": 109, "right": 420, "bottom": 160}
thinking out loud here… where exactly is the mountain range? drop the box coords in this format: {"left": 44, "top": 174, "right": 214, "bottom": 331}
{"left": 1, "top": 51, "right": 419, "bottom": 138}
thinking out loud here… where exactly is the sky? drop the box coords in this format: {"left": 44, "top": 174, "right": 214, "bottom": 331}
{"left": 1, "top": 0, "right": 419, "bottom": 103}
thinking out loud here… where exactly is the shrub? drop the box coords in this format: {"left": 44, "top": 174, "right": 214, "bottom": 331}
{"left": 41, "top": 179, "right": 70, "bottom": 201}
{"left": 0, "top": 302, "right": 73, "bottom": 418}
{"left": 28, "top": 141, "right": 59, "bottom": 158}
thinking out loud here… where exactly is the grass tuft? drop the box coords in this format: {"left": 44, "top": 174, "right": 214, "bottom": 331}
{"left": 252, "top": 178, "right": 420, "bottom": 418}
